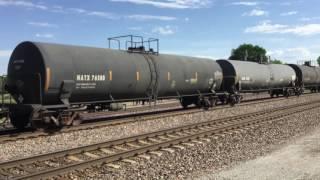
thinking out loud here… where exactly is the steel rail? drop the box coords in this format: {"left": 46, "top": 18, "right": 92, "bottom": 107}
{"left": 0, "top": 94, "right": 304, "bottom": 143}
{"left": 0, "top": 100, "right": 319, "bottom": 179}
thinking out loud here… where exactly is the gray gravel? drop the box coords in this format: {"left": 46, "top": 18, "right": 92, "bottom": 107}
{"left": 199, "top": 126, "right": 320, "bottom": 180}
{"left": 0, "top": 94, "right": 319, "bottom": 163}
{"left": 66, "top": 101, "right": 320, "bottom": 180}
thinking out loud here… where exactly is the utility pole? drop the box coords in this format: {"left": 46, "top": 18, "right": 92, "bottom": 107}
{"left": 244, "top": 50, "right": 248, "bottom": 61}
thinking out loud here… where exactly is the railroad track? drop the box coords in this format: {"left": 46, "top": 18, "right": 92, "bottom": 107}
{"left": 0, "top": 93, "right": 313, "bottom": 143}
{"left": 0, "top": 100, "right": 319, "bottom": 179}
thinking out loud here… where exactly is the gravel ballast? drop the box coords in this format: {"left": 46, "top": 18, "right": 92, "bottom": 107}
{"left": 68, "top": 103, "right": 320, "bottom": 180}
{"left": 0, "top": 94, "right": 319, "bottom": 163}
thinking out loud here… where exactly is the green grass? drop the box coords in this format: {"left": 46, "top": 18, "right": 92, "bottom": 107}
{"left": 0, "top": 93, "right": 15, "bottom": 104}
{"left": 0, "top": 117, "right": 8, "bottom": 124}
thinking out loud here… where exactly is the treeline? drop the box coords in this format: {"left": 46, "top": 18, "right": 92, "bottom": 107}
{"left": 229, "top": 44, "right": 283, "bottom": 64}
{"left": 0, "top": 76, "right": 6, "bottom": 92}
{"left": 229, "top": 43, "right": 320, "bottom": 65}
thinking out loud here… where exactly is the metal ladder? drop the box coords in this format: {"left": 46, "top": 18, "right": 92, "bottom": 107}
{"left": 143, "top": 54, "right": 159, "bottom": 105}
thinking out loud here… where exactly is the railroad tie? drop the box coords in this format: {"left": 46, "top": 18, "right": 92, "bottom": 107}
{"left": 175, "top": 132, "right": 189, "bottom": 136}
{"left": 67, "top": 155, "right": 83, "bottom": 162}
{"left": 148, "top": 138, "right": 162, "bottom": 143}
{"left": 191, "top": 140, "right": 204, "bottom": 144}
{"left": 122, "top": 159, "right": 137, "bottom": 164}
{"left": 212, "top": 136, "right": 219, "bottom": 140}
{"left": 172, "top": 145, "right": 185, "bottom": 150}
{"left": 106, "top": 163, "right": 121, "bottom": 169}
{"left": 183, "top": 130, "right": 194, "bottom": 135}
{"left": 157, "top": 136, "right": 171, "bottom": 141}
{"left": 200, "top": 138, "right": 211, "bottom": 142}
{"left": 197, "top": 126, "right": 209, "bottom": 130}
{"left": 100, "top": 148, "right": 115, "bottom": 154}
{"left": 113, "top": 146, "right": 128, "bottom": 151}
{"left": 83, "top": 152, "right": 100, "bottom": 159}
{"left": 166, "top": 134, "right": 179, "bottom": 139}
{"left": 149, "top": 151, "right": 163, "bottom": 157}
{"left": 182, "top": 142, "right": 195, "bottom": 147}
{"left": 161, "top": 148, "right": 175, "bottom": 154}
{"left": 138, "top": 140, "right": 152, "bottom": 145}
{"left": 232, "top": 130, "right": 241, "bottom": 134}
{"left": 126, "top": 143, "right": 141, "bottom": 148}
{"left": 138, "top": 154, "right": 151, "bottom": 160}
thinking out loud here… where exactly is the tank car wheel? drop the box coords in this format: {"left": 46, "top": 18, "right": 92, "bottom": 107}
{"left": 9, "top": 112, "right": 30, "bottom": 129}
{"left": 203, "top": 98, "right": 211, "bottom": 110}
{"left": 270, "top": 90, "right": 275, "bottom": 98}
{"left": 284, "top": 90, "right": 290, "bottom": 98}
{"left": 229, "top": 95, "right": 237, "bottom": 107}
{"left": 181, "top": 99, "right": 190, "bottom": 109}
{"left": 236, "top": 95, "right": 241, "bottom": 104}
{"left": 209, "top": 97, "right": 216, "bottom": 107}
{"left": 270, "top": 93, "right": 274, "bottom": 98}
{"left": 219, "top": 95, "right": 227, "bottom": 105}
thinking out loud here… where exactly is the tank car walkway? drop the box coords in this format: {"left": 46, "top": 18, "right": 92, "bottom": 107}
{"left": 198, "top": 126, "right": 320, "bottom": 180}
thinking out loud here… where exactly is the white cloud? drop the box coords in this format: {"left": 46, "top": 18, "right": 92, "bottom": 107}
{"left": 267, "top": 47, "right": 315, "bottom": 63}
{"left": 128, "top": 27, "right": 142, "bottom": 31}
{"left": 231, "top": 1, "right": 259, "bottom": 6}
{"left": 0, "top": 0, "right": 47, "bottom": 10}
{"left": 0, "top": 1, "right": 120, "bottom": 20}
{"left": 152, "top": 26, "right": 176, "bottom": 35}
{"left": 245, "top": 21, "right": 320, "bottom": 36}
{"left": 110, "top": 0, "right": 211, "bottom": 9}
{"left": 51, "top": 5, "right": 65, "bottom": 13}
{"left": 299, "top": 17, "right": 320, "bottom": 22}
{"left": 195, "top": 55, "right": 216, "bottom": 60}
{"left": 68, "top": 8, "right": 87, "bottom": 14}
{"left": 280, "top": 1, "right": 304, "bottom": 6}
{"left": 127, "top": 14, "right": 176, "bottom": 21}
{"left": 243, "top": 9, "right": 269, "bottom": 16}
{"left": 35, "top": 33, "right": 54, "bottom": 39}
{"left": 87, "top": 11, "right": 118, "bottom": 19}
{"left": 286, "top": 24, "right": 320, "bottom": 36}
{"left": 245, "top": 20, "right": 287, "bottom": 33}
{"left": 280, "top": 2, "right": 292, "bottom": 6}
{"left": 280, "top": 11, "right": 297, "bottom": 16}
{"left": 1, "top": 1, "right": 173, "bottom": 21}
{"left": 0, "top": 50, "right": 12, "bottom": 57}
{"left": 28, "top": 22, "right": 59, "bottom": 28}
{"left": 66, "top": 8, "right": 119, "bottom": 19}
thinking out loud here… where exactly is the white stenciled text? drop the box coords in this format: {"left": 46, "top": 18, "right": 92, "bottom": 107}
{"left": 76, "top": 74, "right": 106, "bottom": 81}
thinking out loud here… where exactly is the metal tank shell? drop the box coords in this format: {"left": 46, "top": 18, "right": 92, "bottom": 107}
{"left": 267, "top": 64, "right": 296, "bottom": 88}
{"left": 288, "top": 64, "right": 319, "bottom": 87}
{"left": 316, "top": 67, "right": 320, "bottom": 85}
{"left": 217, "top": 59, "right": 271, "bottom": 92}
{"left": 153, "top": 54, "right": 223, "bottom": 97}
{"left": 6, "top": 41, "right": 223, "bottom": 106}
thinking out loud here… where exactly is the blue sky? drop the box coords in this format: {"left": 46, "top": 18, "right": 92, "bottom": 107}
{"left": 1, "top": 0, "right": 320, "bottom": 74}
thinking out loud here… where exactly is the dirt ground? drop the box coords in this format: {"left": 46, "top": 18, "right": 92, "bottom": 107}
{"left": 196, "top": 125, "right": 320, "bottom": 180}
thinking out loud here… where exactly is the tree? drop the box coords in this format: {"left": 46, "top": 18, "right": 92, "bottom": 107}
{"left": 317, "top": 56, "right": 320, "bottom": 66}
{"left": 229, "top": 44, "right": 268, "bottom": 63}
{"left": 270, "top": 59, "right": 283, "bottom": 64}
{"left": 0, "top": 76, "right": 6, "bottom": 93}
